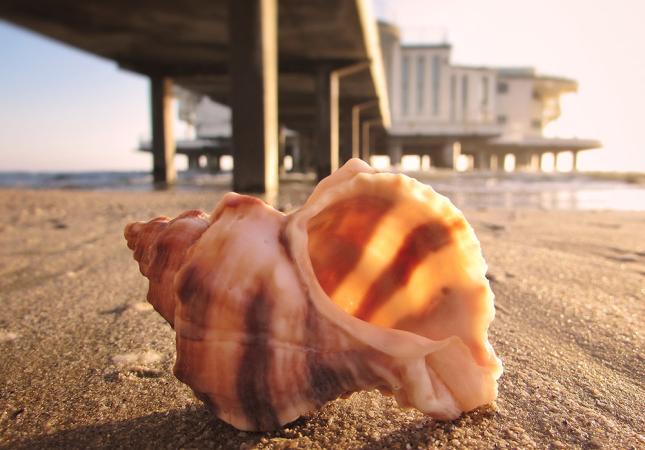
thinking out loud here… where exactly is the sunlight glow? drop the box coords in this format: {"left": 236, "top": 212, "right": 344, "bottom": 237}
{"left": 370, "top": 155, "right": 390, "bottom": 170}
{"left": 541, "top": 153, "right": 555, "bottom": 172}
{"left": 504, "top": 154, "right": 515, "bottom": 172}
{"left": 402, "top": 155, "right": 421, "bottom": 171}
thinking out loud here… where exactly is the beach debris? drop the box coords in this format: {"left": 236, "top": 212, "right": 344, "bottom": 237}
{"left": 107, "top": 350, "right": 164, "bottom": 381}
{"left": 124, "top": 158, "right": 502, "bottom": 431}
{"left": 0, "top": 330, "right": 19, "bottom": 343}
{"left": 130, "top": 302, "right": 154, "bottom": 312}
{"left": 111, "top": 350, "right": 162, "bottom": 368}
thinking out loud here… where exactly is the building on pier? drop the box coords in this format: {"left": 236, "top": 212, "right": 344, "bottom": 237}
{"left": 376, "top": 21, "right": 600, "bottom": 171}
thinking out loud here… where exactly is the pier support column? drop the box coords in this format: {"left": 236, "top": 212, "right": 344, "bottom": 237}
{"left": 229, "top": 0, "right": 278, "bottom": 194}
{"left": 530, "top": 153, "right": 541, "bottom": 171}
{"left": 299, "top": 131, "right": 314, "bottom": 173}
{"left": 474, "top": 152, "right": 490, "bottom": 170}
{"left": 151, "top": 76, "right": 176, "bottom": 184}
{"left": 206, "top": 155, "right": 220, "bottom": 173}
{"left": 515, "top": 152, "right": 533, "bottom": 171}
{"left": 351, "top": 101, "right": 378, "bottom": 159}
{"left": 554, "top": 152, "right": 563, "bottom": 172}
{"left": 187, "top": 154, "right": 201, "bottom": 170}
{"left": 388, "top": 141, "right": 402, "bottom": 169}
{"left": 339, "top": 105, "right": 353, "bottom": 165}
{"left": 278, "top": 124, "right": 287, "bottom": 176}
{"left": 490, "top": 154, "right": 500, "bottom": 171}
{"left": 572, "top": 151, "right": 579, "bottom": 172}
{"left": 361, "top": 120, "right": 372, "bottom": 161}
{"left": 290, "top": 134, "right": 302, "bottom": 173}
{"left": 434, "top": 141, "right": 460, "bottom": 169}
{"left": 352, "top": 105, "right": 361, "bottom": 159}
{"left": 315, "top": 66, "right": 339, "bottom": 180}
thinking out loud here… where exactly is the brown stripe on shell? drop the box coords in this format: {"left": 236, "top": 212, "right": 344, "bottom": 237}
{"left": 236, "top": 290, "right": 280, "bottom": 431}
{"left": 304, "top": 298, "right": 361, "bottom": 406}
{"left": 353, "top": 221, "right": 454, "bottom": 321}
{"left": 175, "top": 264, "right": 214, "bottom": 329}
{"left": 281, "top": 226, "right": 355, "bottom": 407}
{"left": 307, "top": 196, "right": 395, "bottom": 297}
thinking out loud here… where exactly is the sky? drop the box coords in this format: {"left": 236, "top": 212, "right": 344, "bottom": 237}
{"left": 1, "top": 0, "right": 644, "bottom": 172}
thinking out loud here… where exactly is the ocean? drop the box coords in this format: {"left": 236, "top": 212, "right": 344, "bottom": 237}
{"left": 1, "top": 170, "right": 643, "bottom": 211}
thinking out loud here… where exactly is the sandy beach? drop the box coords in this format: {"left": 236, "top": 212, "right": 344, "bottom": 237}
{"left": 0, "top": 187, "right": 643, "bottom": 449}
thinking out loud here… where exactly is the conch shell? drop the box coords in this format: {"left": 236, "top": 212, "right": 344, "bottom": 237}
{"left": 124, "top": 159, "right": 502, "bottom": 431}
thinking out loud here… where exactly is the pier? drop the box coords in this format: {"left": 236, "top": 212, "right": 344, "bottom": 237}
{"left": 0, "top": 0, "right": 390, "bottom": 194}
{"left": 0, "top": 1, "right": 602, "bottom": 187}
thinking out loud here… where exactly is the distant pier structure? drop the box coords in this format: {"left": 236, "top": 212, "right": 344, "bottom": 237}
{"left": 1, "top": 2, "right": 600, "bottom": 188}
{"left": 375, "top": 22, "right": 600, "bottom": 172}
{"left": 0, "top": 0, "right": 390, "bottom": 194}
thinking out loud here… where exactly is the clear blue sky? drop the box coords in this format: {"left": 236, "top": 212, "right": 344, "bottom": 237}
{"left": 1, "top": 0, "right": 644, "bottom": 172}
{"left": 0, "top": 21, "right": 151, "bottom": 171}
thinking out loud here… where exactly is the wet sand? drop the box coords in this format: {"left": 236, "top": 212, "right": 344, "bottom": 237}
{"left": 0, "top": 188, "right": 643, "bottom": 449}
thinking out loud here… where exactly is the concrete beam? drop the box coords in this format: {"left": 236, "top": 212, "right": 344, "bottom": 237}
{"left": 121, "top": 58, "right": 369, "bottom": 78}
{"left": 229, "top": 0, "right": 278, "bottom": 194}
{"left": 314, "top": 66, "right": 339, "bottom": 180}
{"left": 150, "top": 76, "right": 176, "bottom": 184}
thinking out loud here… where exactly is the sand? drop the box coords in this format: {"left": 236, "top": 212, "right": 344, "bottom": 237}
{"left": 0, "top": 187, "right": 643, "bottom": 449}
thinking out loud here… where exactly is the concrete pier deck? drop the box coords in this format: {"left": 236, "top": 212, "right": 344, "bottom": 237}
{"left": 0, "top": 0, "right": 390, "bottom": 190}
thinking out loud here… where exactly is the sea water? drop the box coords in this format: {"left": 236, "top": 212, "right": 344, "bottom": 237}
{"left": 0, "top": 170, "right": 643, "bottom": 211}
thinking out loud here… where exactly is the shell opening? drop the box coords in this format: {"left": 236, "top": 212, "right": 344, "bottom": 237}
{"left": 307, "top": 192, "right": 458, "bottom": 338}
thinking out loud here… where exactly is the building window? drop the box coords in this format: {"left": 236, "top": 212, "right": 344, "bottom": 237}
{"left": 417, "top": 56, "right": 425, "bottom": 113}
{"left": 482, "top": 76, "right": 489, "bottom": 108}
{"left": 497, "top": 81, "right": 509, "bottom": 94}
{"left": 432, "top": 55, "right": 441, "bottom": 115}
{"left": 402, "top": 56, "right": 410, "bottom": 115}
{"left": 531, "top": 118, "right": 542, "bottom": 129}
{"left": 450, "top": 74, "right": 456, "bottom": 121}
{"left": 462, "top": 75, "right": 469, "bottom": 120}
{"left": 497, "top": 115, "right": 507, "bottom": 124}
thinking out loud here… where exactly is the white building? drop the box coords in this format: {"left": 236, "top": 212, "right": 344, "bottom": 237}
{"left": 378, "top": 21, "right": 600, "bottom": 171}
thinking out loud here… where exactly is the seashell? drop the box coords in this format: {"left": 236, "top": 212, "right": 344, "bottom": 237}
{"left": 124, "top": 159, "right": 502, "bottom": 431}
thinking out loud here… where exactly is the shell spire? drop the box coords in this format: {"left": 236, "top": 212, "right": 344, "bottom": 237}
{"left": 124, "top": 159, "right": 502, "bottom": 431}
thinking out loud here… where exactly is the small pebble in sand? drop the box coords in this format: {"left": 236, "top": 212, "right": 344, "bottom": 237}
{"left": 111, "top": 350, "right": 162, "bottom": 368}
{"left": 130, "top": 302, "right": 154, "bottom": 312}
{"left": 0, "top": 331, "right": 19, "bottom": 343}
